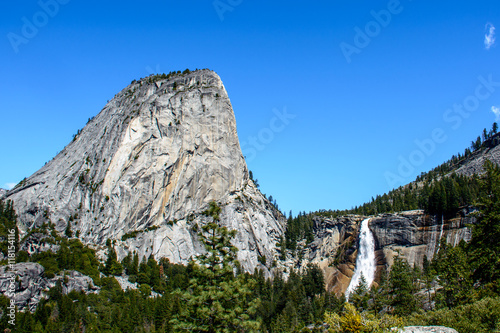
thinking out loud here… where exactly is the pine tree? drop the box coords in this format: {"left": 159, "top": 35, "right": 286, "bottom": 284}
{"left": 65, "top": 221, "right": 72, "bottom": 238}
{"left": 388, "top": 256, "right": 419, "bottom": 316}
{"left": 103, "top": 239, "right": 122, "bottom": 276}
{"left": 428, "top": 182, "right": 446, "bottom": 216}
{"left": 350, "top": 274, "right": 369, "bottom": 310}
{"left": 469, "top": 160, "right": 500, "bottom": 291}
{"left": 302, "top": 264, "right": 325, "bottom": 298}
{"left": 432, "top": 241, "right": 473, "bottom": 308}
{"left": 131, "top": 252, "right": 139, "bottom": 275}
{"left": 172, "top": 201, "right": 261, "bottom": 332}
{"left": 444, "top": 177, "right": 460, "bottom": 217}
{"left": 0, "top": 199, "right": 19, "bottom": 255}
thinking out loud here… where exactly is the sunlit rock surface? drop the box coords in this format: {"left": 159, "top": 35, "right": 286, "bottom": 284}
{"left": 5, "top": 70, "right": 285, "bottom": 275}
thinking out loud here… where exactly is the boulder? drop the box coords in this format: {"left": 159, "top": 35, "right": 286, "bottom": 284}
{"left": 0, "top": 263, "right": 99, "bottom": 311}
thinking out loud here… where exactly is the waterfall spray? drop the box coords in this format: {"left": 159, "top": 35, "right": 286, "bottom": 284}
{"left": 345, "top": 218, "right": 376, "bottom": 300}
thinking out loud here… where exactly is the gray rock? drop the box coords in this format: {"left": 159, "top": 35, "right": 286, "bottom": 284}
{"left": 0, "top": 263, "right": 48, "bottom": 311}
{"left": 49, "top": 270, "right": 99, "bottom": 295}
{"left": 455, "top": 144, "right": 500, "bottom": 177}
{"left": 5, "top": 70, "right": 285, "bottom": 276}
{"left": 0, "top": 188, "right": 6, "bottom": 199}
{"left": 114, "top": 275, "right": 138, "bottom": 291}
{"left": 400, "top": 326, "right": 458, "bottom": 333}
{"left": 114, "top": 275, "right": 159, "bottom": 297}
{"left": 0, "top": 263, "right": 99, "bottom": 311}
{"left": 0, "top": 263, "right": 46, "bottom": 311}
{"left": 370, "top": 211, "right": 472, "bottom": 268}
{"left": 19, "top": 232, "right": 60, "bottom": 255}
{"left": 280, "top": 215, "right": 364, "bottom": 295}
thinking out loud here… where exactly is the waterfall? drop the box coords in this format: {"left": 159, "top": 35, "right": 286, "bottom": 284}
{"left": 345, "top": 218, "right": 376, "bottom": 300}
{"left": 439, "top": 214, "right": 444, "bottom": 239}
{"left": 435, "top": 215, "right": 445, "bottom": 254}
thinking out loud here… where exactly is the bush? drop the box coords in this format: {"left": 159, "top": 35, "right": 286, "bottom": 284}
{"left": 325, "top": 303, "right": 404, "bottom": 333}
{"left": 139, "top": 283, "right": 152, "bottom": 297}
{"left": 407, "top": 297, "right": 500, "bottom": 333}
{"left": 121, "top": 230, "right": 140, "bottom": 241}
{"left": 16, "top": 250, "right": 29, "bottom": 263}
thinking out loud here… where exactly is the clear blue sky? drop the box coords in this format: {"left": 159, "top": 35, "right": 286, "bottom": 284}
{"left": 1, "top": 1, "right": 500, "bottom": 215}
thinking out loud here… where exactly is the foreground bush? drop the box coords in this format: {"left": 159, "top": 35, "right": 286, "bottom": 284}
{"left": 407, "top": 297, "right": 500, "bottom": 333}
{"left": 325, "top": 303, "right": 404, "bottom": 333}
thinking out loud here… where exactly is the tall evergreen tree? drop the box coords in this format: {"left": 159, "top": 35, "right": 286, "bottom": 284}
{"left": 172, "top": 201, "right": 261, "bottom": 332}
{"left": 350, "top": 274, "right": 370, "bottom": 311}
{"left": 388, "top": 256, "right": 420, "bottom": 316}
{"left": 432, "top": 240, "right": 473, "bottom": 308}
{"left": 65, "top": 221, "right": 73, "bottom": 238}
{"left": 103, "top": 239, "right": 122, "bottom": 276}
{"left": 469, "top": 160, "right": 500, "bottom": 291}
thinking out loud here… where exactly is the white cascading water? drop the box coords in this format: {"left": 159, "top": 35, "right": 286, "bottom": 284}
{"left": 439, "top": 214, "right": 444, "bottom": 240}
{"left": 345, "top": 218, "right": 376, "bottom": 300}
{"left": 430, "top": 215, "right": 445, "bottom": 258}
{"left": 436, "top": 214, "right": 445, "bottom": 253}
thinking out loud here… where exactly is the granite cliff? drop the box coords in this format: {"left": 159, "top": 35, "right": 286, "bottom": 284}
{"left": 290, "top": 210, "right": 474, "bottom": 296}
{"left": 4, "top": 69, "right": 285, "bottom": 274}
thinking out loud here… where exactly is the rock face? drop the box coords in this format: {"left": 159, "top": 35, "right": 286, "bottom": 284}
{"left": 20, "top": 233, "right": 60, "bottom": 255}
{"left": 0, "top": 263, "right": 99, "bottom": 311}
{"left": 0, "top": 189, "right": 6, "bottom": 199}
{"left": 454, "top": 134, "right": 500, "bottom": 177}
{"left": 307, "top": 215, "right": 363, "bottom": 295}
{"left": 280, "top": 215, "right": 364, "bottom": 295}
{"left": 301, "top": 211, "right": 473, "bottom": 296}
{"left": 5, "top": 70, "right": 285, "bottom": 274}
{"left": 0, "top": 263, "right": 46, "bottom": 311}
{"left": 369, "top": 210, "right": 472, "bottom": 268}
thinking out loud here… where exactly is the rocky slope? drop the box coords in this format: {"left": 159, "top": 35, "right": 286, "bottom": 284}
{"left": 0, "top": 263, "right": 99, "bottom": 311}
{"left": 4, "top": 70, "right": 285, "bottom": 274}
{"left": 454, "top": 141, "right": 500, "bottom": 177}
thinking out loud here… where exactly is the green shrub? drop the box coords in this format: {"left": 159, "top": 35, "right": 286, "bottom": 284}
{"left": 121, "top": 230, "right": 140, "bottom": 241}
{"left": 325, "top": 303, "right": 404, "bottom": 333}
{"left": 407, "top": 297, "right": 500, "bottom": 333}
{"left": 139, "top": 283, "right": 152, "bottom": 297}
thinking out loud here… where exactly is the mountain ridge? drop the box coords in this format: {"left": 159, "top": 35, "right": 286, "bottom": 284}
{"left": 5, "top": 69, "right": 285, "bottom": 274}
